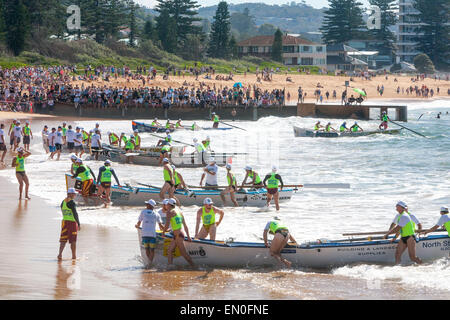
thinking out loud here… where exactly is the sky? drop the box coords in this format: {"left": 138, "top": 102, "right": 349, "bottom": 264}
{"left": 134, "top": 0, "right": 371, "bottom": 10}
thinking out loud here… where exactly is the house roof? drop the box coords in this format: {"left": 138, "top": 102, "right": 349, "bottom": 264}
{"left": 237, "top": 35, "right": 317, "bottom": 47}
{"left": 327, "top": 44, "right": 359, "bottom": 53}
{"left": 327, "top": 56, "right": 368, "bottom": 66}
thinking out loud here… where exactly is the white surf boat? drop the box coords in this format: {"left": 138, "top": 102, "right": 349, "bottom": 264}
{"left": 138, "top": 230, "right": 450, "bottom": 269}
{"left": 65, "top": 174, "right": 295, "bottom": 207}
{"left": 293, "top": 126, "right": 402, "bottom": 138}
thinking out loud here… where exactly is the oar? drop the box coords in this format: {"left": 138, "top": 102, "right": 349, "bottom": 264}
{"left": 343, "top": 228, "right": 446, "bottom": 237}
{"left": 283, "top": 183, "right": 351, "bottom": 189}
{"left": 148, "top": 132, "right": 195, "bottom": 147}
{"left": 219, "top": 121, "right": 247, "bottom": 131}
{"left": 389, "top": 119, "right": 428, "bottom": 138}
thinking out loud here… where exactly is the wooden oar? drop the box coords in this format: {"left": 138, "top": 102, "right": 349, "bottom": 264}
{"left": 148, "top": 132, "right": 195, "bottom": 147}
{"left": 389, "top": 119, "right": 428, "bottom": 138}
{"left": 283, "top": 183, "right": 351, "bottom": 189}
{"left": 219, "top": 121, "right": 247, "bottom": 131}
{"left": 343, "top": 228, "right": 446, "bottom": 237}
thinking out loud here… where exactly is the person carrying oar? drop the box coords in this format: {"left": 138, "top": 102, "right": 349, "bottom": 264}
{"left": 220, "top": 164, "right": 239, "bottom": 207}
{"left": 324, "top": 122, "right": 336, "bottom": 133}
{"left": 263, "top": 220, "right": 297, "bottom": 268}
{"left": 419, "top": 207, "right": 450, "bottom": 236}
{"left": 194, "top": 198, "right": 225, "bottom": 241}
{"left": 241, "top": 166, "right": 264, "bottom": 189}
{"left": 383, "top": 201, "right": 422, "bottom": 265}
{"left": 263, "top": 166, "right": 284, "bottom": 211}
{"left": 212, "top": 112, "right": 220, "bottom": 129}
{"left": 379, "top": 111, "right": 389, "bottom": 130}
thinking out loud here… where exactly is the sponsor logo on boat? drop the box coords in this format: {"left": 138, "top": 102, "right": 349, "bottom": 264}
{"left": 189, "top": 246, "right": 207, "bottom": 257}
{"left": 422, "top": 240, "right": 450, "bottom": 250}
{"left": 337, "top": 245, "right": 395, "bottom": 256}
{"left": 281, "top": 249, "right": 296, "bottom": 254}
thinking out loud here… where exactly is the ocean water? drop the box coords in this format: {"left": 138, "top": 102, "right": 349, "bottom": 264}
{"left": 1, "top": 99, "right": 449, "bottom": 299}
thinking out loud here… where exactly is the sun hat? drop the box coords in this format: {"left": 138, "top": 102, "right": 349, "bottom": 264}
{"left": 145, "top": 199, "right": 157, "bottom": 206}
{"left": 396, "top": 201, "right": 407, "bottom": 209}
{"left": 104, "top": 160, "right": 112, "bottom": 165}
{"left": 203, "top": 198, "right": 214, "bottom": 205}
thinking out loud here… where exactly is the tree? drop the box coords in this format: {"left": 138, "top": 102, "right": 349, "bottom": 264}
{"left": 143, "top": 19, "right": 156, "bottom": 41}
{"left": 208, "top": 1, "right": 231, "bottom": 59}
{"left": 230, "top": 7, "right": 257, "bottom": 40}
{"left": 413, "top": 0, "right": 450, "bottom": 70}
{"left": 414, "top": 53, "right": 436, "bottom": 74}
{"left": 319, "top": 0, "right": 366, "bottom": 44}
{"left": 368, "top": 0, "right": 398, "bottom": 55}
{"left": 156, "top": 8, "right": 177, "bottom": 53}
{"left": 272, "top": 28, "right": 283, "bottom": 62}
{"left": 2, "top": 0, "right": 29, "bottom": 56}
{"left": 257, "top": 23, "right": 278, "bottom": 36}
{"left": 128, "top": 0, "right": 137, "bottom": 47}
{"left": 229, "top": 34, "right": 238, "bottom": 59}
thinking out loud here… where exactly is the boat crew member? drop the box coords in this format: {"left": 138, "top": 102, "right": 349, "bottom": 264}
{"left": 119, "top": 132, "right": 128, "bottom": 148}
{"left": 70, "top": 155, "right": 80, "bottom": 175}
{"left": 175, "top": 119, "right": 183, "bottom": 129}
{"left": 72, "top": 159, "right": 96, "bottom": 205}
{"left": 202, "top": 136, "right": 211, "bottom": 151}
{"left": 133, "top": 130, "right": 141, "bottom": 150}
{"left": 92, "top": 123, "right": 102, "bottom": 139}
{"left": 384, "top": 201, "right": 422, "bottom": 265}
{"left": 81, "top": 128, "right": 90, "bottom": 147}
{"left": 157, "top": 130, "right": 172, "bottom": 147}
{"left": 74, "top": 127, "right": 84, "bottom": 157}
{"left": 12, "top": 147, "right": 31, "bottom": 200}
{"left": 12, "top": 120, "right": 22, "bottom": 151}
{"left": 263, "top": 220, "right": 297, "bottom": 268}
{"left": 420, "top": 207, "right": 450, "bottom": 236}
{"left": 151, "top": 118, "right": 161, "bottom": 129}
{"left": 324, "top": 122, "right": 336, "bottom": 133}
{"left": 172, "top": 165, "right": 188, "bottom": 191}
{"left": 54, "top": 126, "right": 64, "bottom": 160}
{"left": 124, "top": 136, "right": 136, "bottom": 164}
{"left": 220, "top": 164, "right": 239, "bottom": 207}
{"left": 339, "top": 121, "right": 349, "bottom": 133}
{"left": 200, "top": 159, "right": 219, "bottom": 189}
{"left": 41, "top": 125, "right": 50, "bottom": 154}
{"left": 241, "top": 166, "right": 264, "bottom": 188}
{"left": 158, "top": 199, "right": 171, "bottom": 228}
{"left": 193, "top": 138, "right": 206, "bottom": 164}
{"left": 8, "top": 119, "right": 17, "bottom": 151}
{"left": 0, "top": 123, "right": 7, "bottom": 164}
{"left": 159, "top": 158, "right": 179, "bottom": 205}
{"left": 22, "top": 121, "right": 32, "bottom": 151}
{"left": 158, "top": 144, "right": 172, "bottom": 165}
{"left": 313, "top": 121, "right": 323, "bottom": 131}
{"left": 108, "top": 131, "right": 119, "bottom": 146}
{"left": 349, "top": 122, "right": 363, "bottom": 133}
{"left": 162, "top": 198, "right": 195, "bottom": 267}
{"left": 379, "top": 111, "right": 389, "bottom": 130}
{"left": 90, "top": 129, "right": 102, "bottom": 161}
{"left": 66, "top": 125, "right": 75, "bottom": 153}
{"left": 165, "top": 119, "right": 173, "bottom": 130}
{"left": 212, "top": 112, "right": 220, "bottom": 129}
{"left": 195, "top": 198, "right": 224, "bottom": 241}
{"left": 389, "top": 204, "right": 422, "bottom": 237}
{"left": 57, "top": 188, "right": 80, "bottom": 260}
{"left": 97, "top": 160, "right": 121, "bottom": 207}
{"left": 191, "top": 122, "right": 198, "bottom": 131}
{"left": 263, "top": 166, "right": 284, "bottom": 211}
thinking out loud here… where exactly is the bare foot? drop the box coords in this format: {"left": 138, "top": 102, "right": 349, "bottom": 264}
{"left": 57, "top": 255, "right": 62, "bottom": 261}
{"left": 25, "top": 196, "right": 31, "bottom": 200}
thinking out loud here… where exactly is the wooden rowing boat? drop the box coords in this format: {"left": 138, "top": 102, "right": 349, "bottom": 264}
{"left": 65, "top": 174, "right": 295, "bottom": 207}
{"left": 132, "top": 120, "right": 232, "bottom": 133}
{"left": 138, "top": 230, "right": 450, "bottom": 269}
{"left": 293, "top": 126, "right": 403, "bottom": 138}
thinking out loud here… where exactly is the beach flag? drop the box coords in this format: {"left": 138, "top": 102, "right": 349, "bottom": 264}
{"left": 29, "top": 102, "right": 33, "bottom": 114}
{"left": 227, "top": 157, "right": 232, "bottom": 164}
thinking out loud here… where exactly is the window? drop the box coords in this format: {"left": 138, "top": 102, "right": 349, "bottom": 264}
{"left": 302, "top": 46, "right": 312, "bottom": 53}
{"left": 283, "top": 46, "right": 295, "bottom": 53}
{"left": 301, "top": 57, "right": 314, "bottom": 65}
{"left": 316, "top": 46, "right": 323, "bottom": 52}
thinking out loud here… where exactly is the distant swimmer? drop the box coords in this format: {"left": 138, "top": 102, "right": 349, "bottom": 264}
{"left": 339, "top": 121, "right": 349, "bottom": 133}
{"left": 324, "top": 122, "right": 336, "bottom": 133}
{"left": 162, "top": 198, "right": 195, "bottom": 267}
{"left": 220, "top": 164, "right": 239, "bottom": 207}
{"left": 263, "top": 166, "right": 284, "bottom": 211}
{"left": 12, "top": 147, "right": 31, "bottom": 200}
{"left": 57, "top": 188, "right": 81, "bottom": 260}
{"left": 384, "top": 201, "right": 422, "bottom": 265}
{"left": 135, "top": 199, "right": 164, "bottom": 265}
{"left": 212, "top": 112, "right": 220, "bottom": 129}
{"left": 0, "top": 123, "right": 7, "bottom": 164}
{"left": 420, "top": 207, "right": 450, "bottom": 237}
{"left": 194, "top": 198, "right": 224, "bottom": 241}
{"left": 379, "top": 111, "right": 389, "bottom": 130}
{"left": 437, "top": 112, "right": 441, "bottom": 119}
{"left": 241, "top": 166, "right": 264, "bottom": 188}
{"left": 97, "top": 160, "right": 121, "bottom": 207}
{"left": 313, "top": 121, "right": 323, "bottom": 131}
{"left": 263, "top": 220, "right": 297, "bottom": 268}
{"left": 350, "top": 122, "right": 363, "bottom": 133}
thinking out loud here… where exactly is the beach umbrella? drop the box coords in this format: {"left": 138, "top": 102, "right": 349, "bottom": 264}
{"left": 233, "top": 82, "right": 243, "bottom": 88}
{"left": 353, "top": 88, "right": 366, "bottom": 96}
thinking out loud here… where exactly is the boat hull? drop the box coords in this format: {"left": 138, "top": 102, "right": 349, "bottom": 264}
{"left": 293, "top": 126, "right": 402, "bottom": 138}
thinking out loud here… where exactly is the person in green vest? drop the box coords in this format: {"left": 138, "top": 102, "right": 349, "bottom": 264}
{"left": 151, "top": 118, "right": 161, "bottom": 129}
{"left": 263, "top": 220, "right": 297, "bottom": 268}
{"left": 97, "top": 160, "right": 121, "bottom": 207}
{"left": 379, "top": 111, "right": 389, "bottom": 130}
{"left": 241, "top": 166, "right": 264, "bottom": 188}
{"left": 22, "top": 121, "right": 33, "bottom": 151}
{"left": 171, "top": 165, "right": 188, "bottom": 192}
{"left": 175, "top": 119, "right": 183, "bottom": 129}
{"left": 108, "top": 131, "right": 119, "bottom": 146}
{"left": 62, "top": 122, "right": 68, "bottom": 144}
{"left": 119, "top": 132, "right": 128, "bottom": 148}
{"left": 12, "top": 147, "right": 31, "bottom": 200}
{"left": 313, "top": 121, "right": 323, "bottom": 131}
{"left": 191, "top": 122, "right": 199, "bottom": 131}
{"left": 349, "top": 122, "right": 363, "bottom": 133}
{"left": 159, "top": 158, "right": 179, "bottom": 205}
{"left": 384, "top": 201, "right": 423, "bottom": 265}
{"left": 124, "top": 136, "right": 136, "bottom": 164}
{"left": 194, "top": 198, "right": 225, "bottom": 241}
{"left": 81, "top": 128, "right": 90, "bottom": 146}
{"left": 220, "top": 164, "right": 239, "bottom": 207}
{"left": 202, "top": 136, "right": 211, "bottom": 151}
{"left": 158, "top": 144, "right": 172, "bottom": 165}
{"left": 156, "top": 130, "right": 172, "bottom": 147}
{"left": 70, "top": 154, "right": 80, "bottom": 175}
{"left": 72, "top": 159, "right": 96, "bottom": 205}
{"left": 162, "top": 198, "right": 194, "bottom": 266}
{"left": 57, "top": 188, "right": 80, "bottom": 260}
{"left": 339, "top": 121, "right": 349, "bottom": 133}
{"left": 165, "top": 119, "right": 173, "bottom": 130}
{"left": 263, "top": 166, "right": 284, "bottom": 211}
{"left": 133, "top": 130, "right": 141, "bottom": 150}
{"left": 420, "top": 207, "right": 450, "bottom": 237}
{"left": 212, "top": 112, "right": 220, "bottom": 129}
{"left": 324, "top": 122, "right": 336, "bottom": 133}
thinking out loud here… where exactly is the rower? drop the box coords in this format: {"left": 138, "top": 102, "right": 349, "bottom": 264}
{"left": 389, "top": 203, "right": 422, "bottom": 235}
{"left": 263, "top": 166, "right": 284, "bottom": 211}
{"left": 313, "top": 121, "right": 322, "bottom": 131}
{"left": 151, "top": 118, "right": 161, "bottom": 129}
{"left": 384, "top": 201, "right": 422, "bottom": 265}
{"left": 81, "top": 128, "right": 90, "bottom": 148}
{"left": 72, "top": 159, "right": 96, "bottom": 205}
{"left": 175, "top": 119, "right": 183, "bottom": 129}
{"left": 159, "top": 158, "right": 179, "bottom": 205}
{"left": 212, "top": 112, "right": 220, "bottom": 129}
{"left": 191, "top": 122, "right": 198, "bottom": 131}
{"left": 193, "top": 138, "right": 206, "bottom": 164}
{"left": 133, "top": 130, "right": 141, "bottom": 150}
{"left": 202, "top": 136, "right": 211, "bottom": 151}
{"left": 158, "top": 144, "right": 172, "bottom": 165}
{"left": 0, "top": 123, "right": 6, "bottom": 164}
{"left": 125, "top": 136, "right": 136, "bottom": 164}
{"left": 74, "top": 127, "right": 84, "bottom": 157}
{"left": 195, "top": 198, "right": 224, "bottom": 241}
{"left": 92, "top": 123, "right": 101, "bottom": 139}
{"left": 157, "top": 130, "right": 172, "bottom": 147}
{"left": 22, "top": 121, "right": 32, "bottom": 151}
{"left": 349, "top": 122, "right": 363, "bottom": 133}
{"left": 12, "top": 147, "right": 31, "bottom": 200}
{"left": 119, "top": 132, "right": 127, "bottom": 148}
{"left": 108, "top": 131, "right": 119, "bottom": 146}
{"left": 324, "top": 122, "right": 336, "bottom": 133}
{"left": 135, "top": 199, "right": 164, "bottom": 265}
{"left": 70, "top": 155, "right": 80, "bottom": 175}
{"left": 242, "top": 166, "right": 264, "bottom": 188}
{"left": 220, "top": 164, "right": 239, "bottom": 207}
{"left": 339, "top": 121, "right": 349, "bottom": 133}
{"left": 263, "top": 220, "right": 297, "bottom": 268}
{"left": 97, "top": 160, "right": 121, "bottom": 207}
{"left": 162, "top": 198, "right": 194, "bottom": 267}
{"left": 165, "top": 119, "right": 172, "bottom": 130}
{"left": 420, "top": 207, "right": 450, "bottom": 236}
{"left": 200, "top": 159, "right": 218, "bottom": 189}
{"left": 379, "top": 111, "right": 389, "bottom": 130}
{"left": 172, "top": 165, "right": 188, "bottom": 192}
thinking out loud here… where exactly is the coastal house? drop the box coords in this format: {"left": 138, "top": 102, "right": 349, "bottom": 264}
{"left": 326, "top": 44, "right": 368, "bottom": 73}
{"left": 237, "top": 35, "right": 327, "bottom": 67}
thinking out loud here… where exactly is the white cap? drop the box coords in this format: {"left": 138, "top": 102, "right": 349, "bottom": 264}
{"left": 209, "top": 158, "right": 216, "bottom": 163}
{"left": 162, "top": 199, "right": 169, "bottom": 205}
{"left": 396, "top": 201, "right": 407, "bottom": 209}
{"left": 206, "top": 136, "right": 210, "bottom": 140}
{"left": 168, "top": 198, "right": 177, "bottom": 206}
{"left": 166, "top": 130, "right": 170, "bottom": 133}
{"left": 104, "top": 160, "right": 112, "bottom": 165}
{"left": 245, "top": 166, "right": 252, "bottom": 171}
{"left": 171, "top": 164, "right": 176, "bottom": 169}
{"left": 272, "top": 165, "right": 278, "bottom": 172}
{"left": 203, "top": 198, "right": 214, "bottom": 205}
{"left": 226, "top": 164, "right": 232, "bottom": 169}
{"left": 107, "top": 131, "right": 111, "bottom": 135}
{"left": 441, "top": 207, "right": 449, "bottom": 213}
{"left": 67, "top": 188, "right": 77, "bottom": 194}
{"left": 145, "top": 199, "right": 157, "bottom": 206}
{"left": 134, "top": 130, "right": 139, "bottom": 133}
{"left": 70, "top": 154, "right": 78, "bottom": 160}
{"left": 193, "top": 138, "right": 198, "bottom": 142}
{"left": 17, "top": 147, "right": 24, "bottom": 153}
{"left": 76, "top": 158, "right": 83, "bottom": 163}
{"left": 212, "top": 112, "right": 216, "bottom": 115}
{"left": 163, "top": 158, "right": 169, "bottom": 163}
{"left": 154, "top": 117, "right": 158, "bottom": 120}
